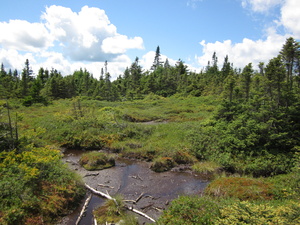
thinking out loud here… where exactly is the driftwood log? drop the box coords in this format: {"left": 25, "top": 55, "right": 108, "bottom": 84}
{"left": 75, "top": 193, "right": 92, "bottom": 225}
{"left": 84, "top": 183, "right": 156, "bottom": 223}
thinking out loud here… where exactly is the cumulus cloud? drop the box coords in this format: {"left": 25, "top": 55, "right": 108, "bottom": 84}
{"left": 42, "top": 5, "right": 144, "bottom": 62}
{"left": 0, "top": 5, "right": 144, "bottom": 79}
{"left": 196, "top": 28, "right": 287, "bottom": 70}
{"left": 140, "top": 51, "right": 177, "bottom": 71}
{"left": 102, "top": 35, "right": 144, "bottom": 54}
{"left": 0, "top": 48, "right": 35, "bottom": 72}
{"left": 0, "top": 20, "right": 52, "bottom": 52}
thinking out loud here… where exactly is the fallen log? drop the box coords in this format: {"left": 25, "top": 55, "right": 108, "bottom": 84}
{"left": 75, "top": 193, "right": 92, "bottom": 225}
{"left": 84, "top": 183, "right": 156, "bottom": 223}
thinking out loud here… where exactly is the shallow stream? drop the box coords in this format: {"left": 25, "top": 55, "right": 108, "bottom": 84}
{"left": 59, "top": 150, "right": 210, "bottom": 225}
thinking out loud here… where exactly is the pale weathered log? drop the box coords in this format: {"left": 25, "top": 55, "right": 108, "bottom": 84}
{"left": 75, "top": 193, "right": 92, "bottom": 225}
{"left": 127, "top": 206, "right": 156, "bottom": 223}
{"left": 84, "top": 183, "right": 113, "bottom": 200}
{"left": 84, "top": 183, "right": 156, "bottom": 223}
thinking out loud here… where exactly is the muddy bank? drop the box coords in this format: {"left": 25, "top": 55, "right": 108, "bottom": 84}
{"left": 59, "top": 150, "right": 210, "bottom": 225}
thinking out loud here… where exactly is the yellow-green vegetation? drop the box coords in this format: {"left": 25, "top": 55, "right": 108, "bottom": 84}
{"left": 93, "top": 195, "right": 138, "bottom": 225}
{"left": 79, "top": 151, "right": 115, "bottom": 170}
{"left": 192, "top": 161, "right": 221, "bottom": 174}
{"left": 0, "top": 146, "right": 85, "bottom": 225}
{"left": 215, "top": 200, "right": 300, "bottom": 225}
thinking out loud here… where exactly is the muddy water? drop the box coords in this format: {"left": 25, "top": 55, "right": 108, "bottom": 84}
{"left": 59, "top": 150, "right": 210, "bottom": 225}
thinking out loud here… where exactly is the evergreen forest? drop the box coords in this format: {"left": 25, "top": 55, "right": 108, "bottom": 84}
{"left": 0, "top": 37, "right": 300, "bottom": 224}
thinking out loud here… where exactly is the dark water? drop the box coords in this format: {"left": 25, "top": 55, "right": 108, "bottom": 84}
{"left": 59, "top": 150, "right": 210, "bottom": 225}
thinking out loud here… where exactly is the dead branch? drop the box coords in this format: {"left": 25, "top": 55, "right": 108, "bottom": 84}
{"left": 135, "top": 192, "right": 144, "bottom": 203}
{"left": 152, "top": 206, "right": 164, "bottom": 212}
{"left": 140, "top": 203, "right": 154, "bottom": 210}
{"left": 127, "top": 206, "right": 156, "bottom": 223}
{"left": 98, "top": 184, "right": 114, "bottom": 189}
{"left": 130, "top": 175, "right": 143, "bottom": 181}
{"left": 84, "top": 172, "right": 99, "bottom": 177}
{"left": 76, "top": 194, "right": 92, "bottom": 225}
{"left": 124, "top": 192, "right": 144, "bottom": 204}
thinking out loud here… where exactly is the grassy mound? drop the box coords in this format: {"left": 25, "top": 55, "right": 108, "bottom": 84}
{"left": 79, "top": 151, "right": 115, "bottom": 170}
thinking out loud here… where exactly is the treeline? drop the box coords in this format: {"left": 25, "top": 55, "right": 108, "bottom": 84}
{"left": 0, "top": 38, "right": 300, "bottom": 106}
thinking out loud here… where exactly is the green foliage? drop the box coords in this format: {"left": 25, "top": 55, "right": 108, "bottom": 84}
{"left": 216, "top": 200, "right": 300, "bottom": 225}
{"left": 0, "top": 146, "right": 85, "bottom": 224}
{"left": 79, "top": 151, "right": 115, "bottom": 170}
{"left": 158, "top": 196, "right": 220, "bottom": 225}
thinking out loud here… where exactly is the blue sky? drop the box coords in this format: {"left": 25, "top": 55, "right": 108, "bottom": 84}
{"left": 0, "top": 0, "right": 299, "bottom": 79}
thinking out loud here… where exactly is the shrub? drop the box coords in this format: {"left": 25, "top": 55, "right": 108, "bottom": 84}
{"left": 150, "top": 157, "right": 176, "bottom": 172}
{"left": 205, "top": 177, "right": 274, "bottom": 200}
{"left": 79, "top": 151, "right": 115, "bottom": 170}
{"left": 158, "top": 196, "right": 220, "bottom": 225}
{"left": 0, "top": 146, "right": 85, "bottom": 224}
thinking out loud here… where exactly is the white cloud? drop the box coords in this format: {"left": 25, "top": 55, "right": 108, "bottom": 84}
{"left": 196, "top": 29, "right": 287, "bottom": 70}
{"left": 241, "top": 0, "right": 283, "bottom": 12}
{"left": 281, "top": 0, "right": 300, "bottom": 38}
{"left": 0, "top": 20, "right": 52, "bottom": 52}
{"left": 140, "top": 51, "right": 177, "bottom": 71}
{"left": 102, "top": 35, "right": 144, "bottom": 54}
{"left": 42, "top": 5, "right": 143, "bottom": 62}
{"left": 0, "top": 5, "right": 144, "bottom": 79}
{"left": 0, "top": 48, "right": 35, "bottom": 72}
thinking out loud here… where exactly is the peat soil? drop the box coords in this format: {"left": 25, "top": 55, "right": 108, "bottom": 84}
{"left": 58, "top": 150, "right": 210, "bottom": 225}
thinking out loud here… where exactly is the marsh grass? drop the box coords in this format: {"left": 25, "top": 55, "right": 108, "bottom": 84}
{"left": 192, "top": 161, "right": 222, "bottom": 174}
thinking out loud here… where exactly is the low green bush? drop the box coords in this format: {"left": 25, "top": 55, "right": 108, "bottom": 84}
{"left": 158, "top": 196, "right": 220, "bottom": 225}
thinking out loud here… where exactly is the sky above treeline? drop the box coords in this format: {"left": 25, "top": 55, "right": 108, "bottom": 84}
{"left": 0, "top": 0, "right": 299, "bottom": 80}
